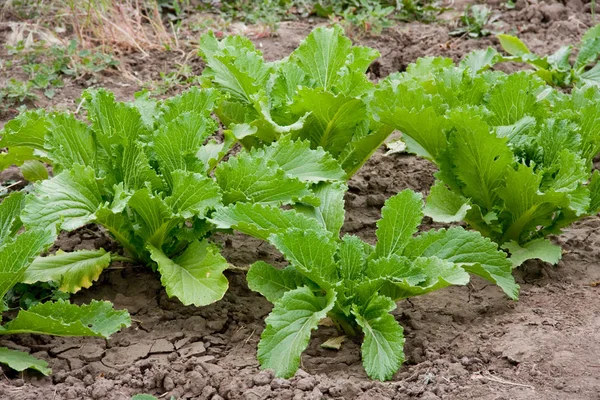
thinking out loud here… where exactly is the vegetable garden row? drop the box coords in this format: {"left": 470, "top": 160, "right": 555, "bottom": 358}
{"left": 1, "top": 24, "right": 600, "bottom": 383}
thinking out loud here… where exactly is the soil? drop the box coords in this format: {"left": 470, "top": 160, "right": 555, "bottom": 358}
{"left": 1, "top": 1, "right": 600, "bottom": 399}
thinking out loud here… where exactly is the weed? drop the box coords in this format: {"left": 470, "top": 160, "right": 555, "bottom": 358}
{"left": 450, "top": 4, "right": 498, "bottom": 38}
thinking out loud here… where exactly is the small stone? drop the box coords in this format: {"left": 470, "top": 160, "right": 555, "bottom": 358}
{"left": 178, "top": 341, "right": 206, "bottom": 358}
{"left": 296, "top": 377, "right": 316, "bottom": 391}
{"left": 420, "top": 392, "right": 441, "bottom": 400}
{"left": 271, "top": 378, "right": 291, "bottom": 389}
{"left": 253, "top": 370, "right": 273, "bottom": 386}
{"left": 164, "top": 376, "right": 175, "bottom": 391}
{"left": 150, "top": 338, "right": 175, "bottom": 353}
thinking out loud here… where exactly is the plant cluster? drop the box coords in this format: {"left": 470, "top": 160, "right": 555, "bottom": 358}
{"left": 0, "top": 191, "right": 130, "bottom": 374}
{"left": 496, "top": 25, "right": 600, "bottom": 87}
{"left": 1, "top": 25, "right": 599, "bottom": 382}
{"left": 373, "top": 50, "right": 600, "bottom": 266}
{"left": 1, "top": 39, "right": 118, "bottom": 110}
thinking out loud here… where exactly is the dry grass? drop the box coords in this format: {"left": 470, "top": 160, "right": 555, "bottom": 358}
{"left": 1, "top": 0, "right": 177, "bottom": 56}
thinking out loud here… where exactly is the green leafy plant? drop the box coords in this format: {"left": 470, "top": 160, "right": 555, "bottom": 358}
{"left": 497, "top": 24, "right": 600, "bottom": 87}
{"left": 450, "top": 4, "right": 497, "bottom": 38}
{"left": 0, "top": 191, "right": 130, "bottom": 375}
{"left": 198, "top": 25, "right": 394, "bottom": 178}
{"left": 0, "top": 87, "right": 345, "bottom": 306}
{"left": 211, "top": 188, "right": 518, "bottom": 380}
{"left": 372, "top": 54, "right": 600, "bottom": 266}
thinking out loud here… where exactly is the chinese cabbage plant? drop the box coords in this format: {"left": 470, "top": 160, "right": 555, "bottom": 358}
{"left": 0, "top": 87, "right": 345, "bottom": 307}
{"left": 211, "top": 188, "right": 518, "bottom": 380}
{"left": 0, "top": 191, "right": 130, "bottom": 375}
{"left": 372, "top": 55, "right": 600, "bottom": 266}
{"left": 198, "top": 25, "right": 393, "bottom": 177}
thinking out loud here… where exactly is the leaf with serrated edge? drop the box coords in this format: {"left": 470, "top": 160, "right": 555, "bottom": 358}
{"left": 504, "top": 239, "right": 562, "bottom": 268}
{"left": 1, "top": 300, "right": 130, "bottom": 338}
{"left": 294, "top": 182, "right": 347, "bottom": 236}
{"left": 210, "top": 203, "right": 320, "bottom": 240}
{"left": 0, "top": 229, "right": 56, "bottom": 300}
{"left": 165, "top": 170, "right": 222, "bottom": 219}
{"left": 24, "top": 249, "right": 112, "bottom": 294}
{"left": 261, "top": 136, "right": 345, "bottom": 183}
{"left": 215, "top": 151, "right": 316, "bottom": 205}
{"left": 0, "top": 347, "right": 51, "bottom": 375}
{"left": 352, "top": 295, "right": 404, "bottom": 381}
{"left": 247, "top": 261, "right": 306, "bottom": 303}
{"left": 22, "top": 164, "right": 102, "bottom": 232}
{"left": 269, "top": 229, "right": 338, "bottom": 287}
{"left": 258, "top": 287, "right": 335, "bottom": 378}
{"left": 375, "top": 190, "right": 424, "bottom": 258}
{"left": 424, "top": 181, "right": 472, "bottom": 223}
{"left": 148, "top": 240, "right": 228, "bottom": 307}
{"left": 0, "top": 191, "right": 25, "bottom": 246}
{"left": 405, "top": 227, "right": 519, "bottom": 300}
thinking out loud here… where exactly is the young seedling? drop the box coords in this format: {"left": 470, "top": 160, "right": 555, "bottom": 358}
{"left": 497, "top": 24, "right": 600, "bottom": 87}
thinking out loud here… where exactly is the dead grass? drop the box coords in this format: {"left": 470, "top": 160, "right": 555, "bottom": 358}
{"left": 1, "top": 0, "right": 177, "bottom": 56}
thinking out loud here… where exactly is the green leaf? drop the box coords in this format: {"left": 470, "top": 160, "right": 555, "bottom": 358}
{"left": 291, "top": 89, "right": 368, "bottom": 158}
{"left": 1, "top": 300, "right": 130, "bottom": 338}
{"left": 153, "top": 112, "right": 214, "bottom": 188}
{"left": 45, "top": 113, "right": 97, "bottom": 171}
{"left": 405, "top": 227, "right": 519, "bottom": 300}
{"left": 24, "top": 249, "right": 112, "bottom": 294}
{"left": 164, "top": 170, "right": 222, "bottom": 219}
{"left": 448, "top": 110, "right": 514, "bottom": 211}
{"left": 0, "top": 347, "right": 51, "bottom": 375}
{"left": 0, "top": 229, "right": 56, "bottom": 301}
{"left": 247, "top": 261, "right": 306, "bottom": 303}
{"left": 374, "top": 104, "right": 448, "bottom": 160}
{"left": 210, "top": 203, "right": 319, "bottom": 241}
{"left": 0, "top": 191, "right": 25, "bottom": 246}
{"left": 261, "top": 136, "right": 345, "bottom": 183}
{"left": 147, "top": 240, "right": 228, "bottom": 307}
{"left": 460, "top": 48, "right": 500, "bottom": 76}
{"left": 83, "top": 88, "right": 147, "bottom": 143}
{"left": 337, "top": 235, "right": 370, "bottom": 281}
{"left": 588, "top": 171, "right": 600, "bottom": 214}
{"left": 578, "top": 63, "right": 600, "bottom": 87}
{"left": 0, "top": 146, "right": 39, "bottom": 170}
{"left": 504, "top": 239, "right": 562, "bottom": 267}
{"left": 199, "top": 32, "right": 271, "bottom": 104}
{"left": 215, "top": 151, "right": 315, "bottom": 205}
{"left": 22, "top": 164, "right": 103, "bottom": 231}
{"left": 352, "top": 295, "right": 404, "bottom": 381}
{"left": 497, "top": 163, "right": 573, "bottom": 243}
{"left": 375, "top": 190, "right": 424, "bottom": 258}
{"left": 128, "top": 188, "right": 181, "bottom": 248}
{"left": 0, "top": 109, "right": 49, "bottom": 151}
{"left": 19, "top": 160, "right": 48, "bottom": 182}
{"left": 575, "top": 37, "right": 600, "bottom": 70}
{"left": 294, "top": 182, "right": 347, "bottom": 235}
{"left": 424, "top": 181, "right": 471, "bottom": 223}
{"left": 269, "top": 228, "right": 338, "bottom": 287}
{"left": 290, "top": 25, "right": 352, "bottom": 91}
{"left": 157, "top": 87, "right": 220, "bottom": 124}
{"left": 258, "top": 286, "right": 335, "bottom": 378}
{"left": 497, "top": 34, "right": 531, "bottom": 57}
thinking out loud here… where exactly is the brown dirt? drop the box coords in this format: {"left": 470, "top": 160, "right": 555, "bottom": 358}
{"left": 2, "top": 1, "right": 600, "bottom": 399}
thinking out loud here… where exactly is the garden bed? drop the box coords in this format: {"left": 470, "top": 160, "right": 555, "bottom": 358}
{"left": 1, "top": 1, "right": 599, "bottom": 399}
